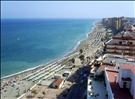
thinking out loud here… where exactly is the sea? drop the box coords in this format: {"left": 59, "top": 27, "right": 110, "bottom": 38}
{"left": 1, "top": 18, "right": 98, "bottom": 77}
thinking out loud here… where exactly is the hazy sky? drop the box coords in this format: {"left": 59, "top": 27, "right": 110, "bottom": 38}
{"left": 1, "top": 1, "right": 135, "bottom": 19}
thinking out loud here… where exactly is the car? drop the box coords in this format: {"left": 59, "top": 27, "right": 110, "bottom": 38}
{"left": 84, "top": 71, "right": 87, "bottom": 73}
{"left": 80, "top": 72, "right": 83, "bottom": 75}
{"left": 83, "top": 74, "right": 87, "bottom": 77}
{"left": 80, "top": 80, "right": 84, "bottom": 84}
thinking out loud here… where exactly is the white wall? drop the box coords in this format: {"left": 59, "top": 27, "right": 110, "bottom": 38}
{"left": 59, "top": 80, "right": 64, "bottom": 88}
{"left": 118, "top": 67, "right": 122, "bottom": 88}
{"left": 53, "top": 80, "right": 64, "bottom": 89}
{"left": 130, "top": 72, "right": 135, "bottom": 97}
{"left": 122, "top": 69, "right": 131, "bottom": 78}
{"left": 118, "top": 67, "right": 135, "bottom": 97}
{"left": 104, "top": 69, "right": 114, "bottom": 99}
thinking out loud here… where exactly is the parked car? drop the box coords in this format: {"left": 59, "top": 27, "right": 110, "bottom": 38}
{"left": 80, "top": 72, "right": 83, "bottom": 75}
{"left": 83, "top": 74, "right": 87, "bottom": 77}
{"left": 80, "top": 80, "right": 84, "bottom": 84}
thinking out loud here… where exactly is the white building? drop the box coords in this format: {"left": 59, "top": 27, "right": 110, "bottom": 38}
{"left": 105, "top": 63, "right": 135, "bottom": 99}
{"left": 118, "top": 63, "right": 135, "bottom": 98}
{"left": 52, "top": 78, "right": 64, "bottom": 89}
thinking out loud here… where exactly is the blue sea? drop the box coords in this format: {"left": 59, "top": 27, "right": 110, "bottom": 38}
{"left": 1, "top": 18, "right": 98, "bottom": 77}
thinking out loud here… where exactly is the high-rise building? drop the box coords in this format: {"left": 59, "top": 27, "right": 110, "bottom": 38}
{"left": 102, "top": 17, "right": 130, "bottom": 31}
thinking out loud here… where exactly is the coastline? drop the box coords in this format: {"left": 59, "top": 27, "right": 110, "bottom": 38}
{"left": 1, "top": 19, "right": 107, "bottom": 99}
{"left": 1, "top": 19, "right": 101, "bottom": 80}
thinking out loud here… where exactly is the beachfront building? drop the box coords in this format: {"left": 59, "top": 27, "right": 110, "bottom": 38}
{"left": 104, "top": 31, "right": 135, "bottom": 57}
{"left": 104, "top": 63, "right": 135, "bottom": 99}
{"left": 118, "top": 63, "right": 135, "bottom": 98}
{"left": 94, "top": 53, "right": 135, "bottom": 77}
{"left": 52, "top": 78, "right": 64, "bottom": 89}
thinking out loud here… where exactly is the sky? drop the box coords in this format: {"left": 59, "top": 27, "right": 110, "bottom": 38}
{"left": 1, "top": 1, "right": 135, "bottom": 19}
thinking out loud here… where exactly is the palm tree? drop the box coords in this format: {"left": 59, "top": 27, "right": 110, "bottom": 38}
{"left": 86, "top": 56, "right": 90, "bottom": 62}
{"left": 56, "top": 94, "right": 58, "bottom": 98}
{"left": 42, "top": 91, "right": 45, "bottom": 98}
{"left": 71, "top": 80, "right": 74, "bottom": 84}
{"left": 79, "top": 49, "right": 83, "bottom": 54}
{"left": 71, "top": 58, "right": 75, "bottom": 63}
{"left": 31, "top": 90, "right": 38, "bottom": 97}
{"left": 79, "top": 55, "right": 84, "bottom": 61}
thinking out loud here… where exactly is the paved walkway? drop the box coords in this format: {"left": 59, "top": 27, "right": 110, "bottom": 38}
{"left": 87, "top": 77, "right": 107, "bottom": 99}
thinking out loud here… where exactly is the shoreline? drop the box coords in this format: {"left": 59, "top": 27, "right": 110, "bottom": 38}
{"left": 1, "top": 19, "right": 106, "bottom": 99}
{"left": 1, "top": 19, "right": 100, "bottom": 80}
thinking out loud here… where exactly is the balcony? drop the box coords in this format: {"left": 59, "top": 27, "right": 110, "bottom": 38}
{"left": 112, "top": 36, "right": 135, "bottom": 40}
{"left": 106, "top": 43, "right": 135, "bottom": 47}
{"left": 106, "top": 51, "right": 135, "bottom": 56}
{"left": 106, "top": 47, "right": 135, "bottom": 51}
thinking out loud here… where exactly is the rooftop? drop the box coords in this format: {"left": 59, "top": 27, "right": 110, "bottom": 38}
{"left": 106, "top": 70, "right": 133, "bottom": 99}
{"left": 105, "top": 32, "right": 135, "bottom": 45}
{"left": 52, "top": 78, "right": 64, "bottom": 86}
{"left": 103, "top": 57, "right": 135, "bottom": 66}
{"left": 113, "top": 31, "right": 135, "bottom": 39}
{"left": 119, "top": 63, "right": 135, "bottom": 75}
{"left": 97, "top": 65, "right": 114, "bottom": 73}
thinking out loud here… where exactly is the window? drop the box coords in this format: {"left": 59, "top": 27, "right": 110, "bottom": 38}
{"left": 55, "top": 85, "right": 58, "bottom": 88}
{"left": 119, "top": 41, "right": 122, "bottom": 45}
{"left": 123, "top": 82, "right": 127, "bottom": 88}
{"left": 129, "top": 42, "right": 133, "bottom": 45}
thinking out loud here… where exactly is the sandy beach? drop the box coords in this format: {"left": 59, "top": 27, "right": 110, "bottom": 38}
{"left": 0, "top": 20, "right": 107, "bottom": 99}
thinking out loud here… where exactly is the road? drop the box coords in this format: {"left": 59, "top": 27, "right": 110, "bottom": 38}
{"left": 68, "top": 65, "right": 90, "bottom": 99}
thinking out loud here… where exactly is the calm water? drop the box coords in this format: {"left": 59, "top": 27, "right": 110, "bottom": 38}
{"left": 1, "top": 18, "right": 98, "bottom": 77}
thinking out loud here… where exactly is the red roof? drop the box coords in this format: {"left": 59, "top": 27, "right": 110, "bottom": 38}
{"left": 97, "top": 65, "right": 114, "bottom": 72}
{"left": 119, "top": 63, "right": 135, "bottom": 75}
{"left": 53, "top": 78, "right": 64, "bottom": 86}
{"left": 106, "top": 70, "right": 133, "bottom": 99}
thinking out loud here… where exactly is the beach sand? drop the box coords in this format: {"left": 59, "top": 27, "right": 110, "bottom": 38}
{"left": 0, "top": 20, "right": 106, "bottom": 99}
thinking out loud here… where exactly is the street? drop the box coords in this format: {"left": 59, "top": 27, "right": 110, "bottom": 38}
{"left": 68, "top": 65, "right": 90, "bottom": 99}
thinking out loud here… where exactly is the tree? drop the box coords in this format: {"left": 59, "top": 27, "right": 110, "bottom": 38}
{"left": 89, "top": 81, "right": 92, "bottom": 85}
{"left": 79, "top": 55, "right": 84, "bottom": 61}
{"left": 56, "top": 94, "right": 58, "bottom": 98}
{"left": 42, "top": 91, "right": 45, "bottom": 98}
{"left": 86, "top": 56, "right": 90, "bottom": 62}
{"left": 31, "top": 90, "right": 38, "bottom": 97}
{"left": 72, "top": 65, "right": 75, "bottom": 68}
{"left": 71, "top": 80, "right": 74, "bottom": 84}
{"left": 106, "top": 28, "right": 108, "bottom": 31}
{"left": 70, "top": 58, "right": 75, "bottom": 63}
{"left": 101, "top": 37, "right": 104, "bottom": 41}
{"left": 79, "top": 49, "right": 83, "bottom": 54}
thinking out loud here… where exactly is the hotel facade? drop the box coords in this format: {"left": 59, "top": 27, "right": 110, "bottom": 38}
{"left": 104, "top": 31, "right": 135, "bottom": 57}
